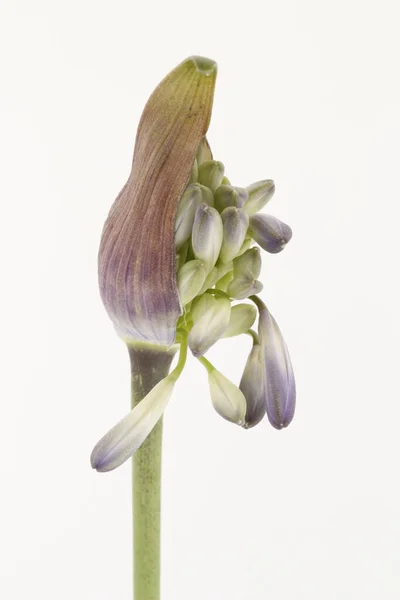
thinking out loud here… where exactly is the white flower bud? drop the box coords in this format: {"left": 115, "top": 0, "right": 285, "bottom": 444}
{"left": 188, "top": 296, "right": 231, "bottom": 356}
{"left": 227, "top": 277, "right": 263, "bottom": 300}
{"left": 175, "top": 184, "right": 202, "bottom": 249}
{"left": 222, "top": 303, "right": 257, "bottom": 338}
{"left": 219, "top": 207, "right": 249, "bottom": 263}
{"left": 244, "top": 180, "right": 275, "bottom": 215}
{"left": 177, "top": 259, "right": 207, "bottom": 306}
{"left": 197, "top": 160, "right": 225, "bottom": 191}
{"left": 214, "top": 185, "right": 248, "bottom": 212}
{"left": 208, "top": 369, "right": 247, "bottom": 425}
{"left": 233, "top": 247, "right": 262, "bottom": 279}
{"left": 192, "top": 203, "right": 223, "bottom": 272}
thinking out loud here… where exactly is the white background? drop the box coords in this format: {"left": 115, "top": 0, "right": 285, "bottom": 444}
{"left": 1, "top": 1, "right": 400, "bottom": 598}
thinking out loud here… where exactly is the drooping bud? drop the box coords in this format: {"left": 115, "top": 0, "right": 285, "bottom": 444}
{"left": 192, "top": 203, "right": 223, "bottom": 272}
{"left": 222, "top": 303, "right": 257, "bottom": 338}
{"left": 249, "top": 214, "right": 292, "bottom": 254}
{"left": 188, "top": 295, "right": 231, "bottom": 356}
{"left": 244, "top": 180, "right": 275, "bottom": 215}
{"left": 208, "top": 368, "right": 247, "bottom": 425}
{"left": 196, "top": 137, "right": 213, "bottom": 164}
{"left": 174, "top": 184, "right": 202, "bottom": 249}
{"left": 253, "top": 297, "right": 296, "bottom": 429}
{"left": 98, "top": 56, "right": 217, "bottom": 345}
{"left": 177, "top": 259, "right": 207, "bottom": 306}
{"left": 239, "top": 343, "right": 266, "bottom": 427}
{"left": 214, "top": 185, "right": 247, "bottom": 212}
{"left": 219, "top": 207, "right": 249, "bottom": 263}
{"left": 91, "top": 375, "right": 176, "bottom": 472}
{"left": 197, "top": 160, "right": 225, "bottom": 192}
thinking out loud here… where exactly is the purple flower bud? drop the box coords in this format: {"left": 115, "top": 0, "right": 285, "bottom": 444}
{"left": 255, "top": 298, "right": 296, "bottom": 429}
{"left": 219, "top": 207, "right": 249, "bottom": 263}
{"left": 249, "top": 214, "right": 292, "bottom": 254}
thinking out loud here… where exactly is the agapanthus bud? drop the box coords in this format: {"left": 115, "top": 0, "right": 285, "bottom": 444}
{"left": 214, "top": 185, "right": 246, "bottom": 212}
{"left": 190, "top": 292, "right": 217, "bottom": 321}
{"left": 198, "top": 184, "right": 215, "bottom": 207}
{"left": 244, "top": 180, "right": 275, "bottom": 215}
{"left": 227, "top": 277, "right": 263, "bottom": 300}
{"left": 192, "top": 203, "right": 223, "bottom": 272}
{"left": 249, "top": 214, "right": 292, "bottom": 254}
{"left": 219, "top": 207, "right": 249, "bottom": 263}
{"left": 197, "top": 160, "right": 225, "bottom": 192}
{"left": 174, "top": 184, "right": 202, "bottom": 249}
{"left": 188, "top": 296, "right": 231, "bottom": 356}
{"left": 232, "top": 247, "right": 262, "bottom": 279}
{"left": 215, "top": 270, "right": 233, "bottom": 293}
{"left": 208, "top": 368, "right": 247, "bottom": 425}
{"left": 227, "top": 247, "right": 263, "bottom": 299}
{"left": 255, "top": 298, "right": 296, "bottom": 429}
{"left": 222, "top": 303, "right": 257, "bottom": 338}
{"left": 177, "top": 259, "right": 207, "bottom": 306}
{"left": 98, "top": 56, "right": 217, "bottom": 345}
{"left": 196, "top": 137, "right": 213, "bottom": 164}
{"left": 91, "top": 375, "right": 176, "bottom": 472}
{"left": 239, "top": 343, "right": 266, "bottom": 427}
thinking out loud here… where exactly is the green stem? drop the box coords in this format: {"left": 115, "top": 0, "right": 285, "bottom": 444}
{"left": 128, "top": 342, "right": 178, "bottom": 600}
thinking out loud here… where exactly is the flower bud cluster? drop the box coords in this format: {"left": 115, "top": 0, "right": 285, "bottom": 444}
{"left": 175, "top": 138, "right": 292, "bottom": 348}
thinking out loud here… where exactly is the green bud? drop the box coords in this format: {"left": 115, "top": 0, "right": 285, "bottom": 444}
{"left": 196, "top": 137, "right": 213, "bottom": 164}
{"left": 244, "top": 180, "right": 275, "bottom": 215}
{"left": 208, "top": 369, "right": 246, "bottom": 425}
{"left": 222, "top": 303, "right": 257, "bottom": 338}
{"left": 233, "top": 247, "right": 262, "bottom": 279}
{"left": 175, "top": 184, "right": 202, "bottom": 249}
{"left": 188, "top": 296, "right": 231, "bottom": 356}
{"left": 227, "top": 276, "right": 263, "bottom": 300}
{"left": 197, "top": 160, "right": 225, "bottom": 192}
{"left": 198, "top": 184, "right": 215, "bottom": 207}
{"left": 214, "top": 185, "right": 246, "bottom": 212}
{"left": 190, "top": 292, "right": 217, "bottom": 322}
{"left": 221, "top": 176, "right": 231, "bottom": 185}
{"left": 192, "top": 203, "right": 223, "bottom": 272}
{"left": 177, "top": 259, "right": 207, "bottom": 306}
{"left": 219, "top": 207, "right": 249, "bottom": 263}
{"left": 215, "top": 270, "right": 233, "bottom": 292}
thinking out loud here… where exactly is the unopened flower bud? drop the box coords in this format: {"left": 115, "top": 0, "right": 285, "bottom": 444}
{"left": 198, "top": 160, "right": 225, "bottom": 192}
{"left": 227, "top": 277, "right": 263, "bottom": 300}
{"left": 253, "top": 297, "right": 296, "bottom": 429}
{"left": 215, "top": 270, "right": 233, "bottom": 293}
{"left": 198, "top": 184, "right": 215, "bottom": 207}
{"left": 219, "top": 207, "right": 249, "bottom": 263}
{"left": 214, "top": 185, "right": 246, "bottom": 212}
{"left": 175, "top": 184, "right": 202, "bottom": 249}
{"left": 239, "top": 343, "right": 266, "bottom": 428}
{"left": 192, "top": 203, "right": 223, "bottom": 272}
{"left": 188, "top": 296, "right": 231, "bottom": 356}
{"left": 190, "top": 292, "right": 216, "bottom": 321}
{"left": 222, "top": 303, "right": 257, "bottom": 338}
{"left": 196, "top": 137, "right": 213, "bottom": 164}
{"left": 208, "top": 368, "right": 246, "bottom": 425}
{"left": 249, "top": 214, "right": 292, "bottom": 254}
{"left": 244, "top": 180, "right": 275, "bottom": 215}
{"left": 233, "top": 247, "right": 262, "bottom": 279}
{"left": 236, "top": 237, "right": 252, "bottom": 257}
{"left": 177, "top": 259, "right": 207, "bottom": 306}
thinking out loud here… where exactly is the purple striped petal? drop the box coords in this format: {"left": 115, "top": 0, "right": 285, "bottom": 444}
{"left": 98, "top": 57, "right": 217, "bottom": 345}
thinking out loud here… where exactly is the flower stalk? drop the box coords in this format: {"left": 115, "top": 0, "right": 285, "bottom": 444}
{"left": 129, "top": 343, "right": 178, "bottom": 600}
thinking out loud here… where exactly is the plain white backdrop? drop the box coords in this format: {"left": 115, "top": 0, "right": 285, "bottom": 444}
{"left": 1, "top": 1, "right": 400, "bottom": 598}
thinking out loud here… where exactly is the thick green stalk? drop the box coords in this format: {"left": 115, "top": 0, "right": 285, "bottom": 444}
{"left": 128, "top": 343, "right": 178, "bottom": 600}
